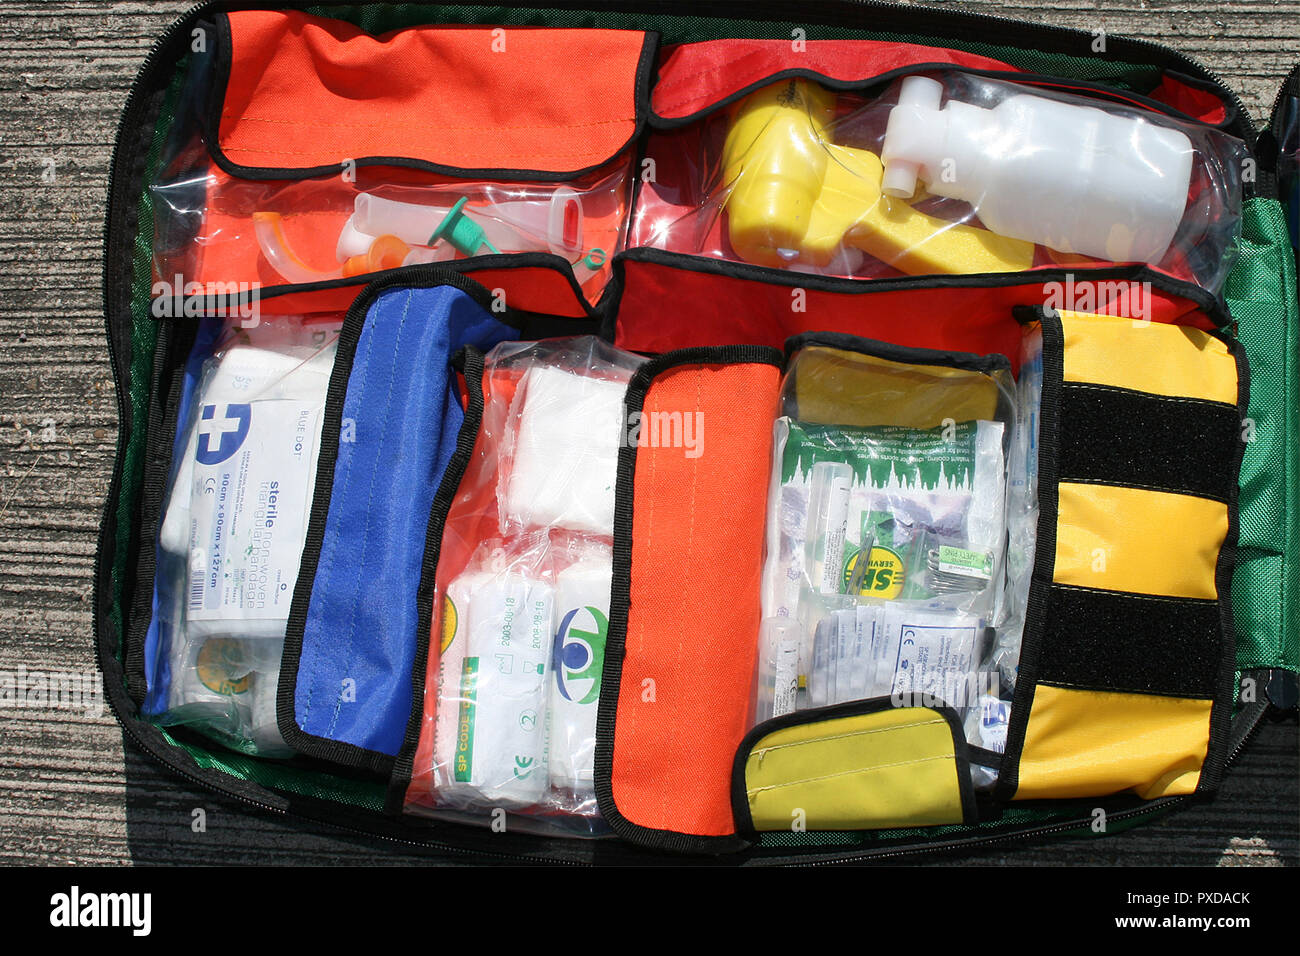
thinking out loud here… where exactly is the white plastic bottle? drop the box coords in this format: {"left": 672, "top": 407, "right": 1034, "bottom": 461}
{"left": 881, "top": 75, "right": 1194, "bottom": 264}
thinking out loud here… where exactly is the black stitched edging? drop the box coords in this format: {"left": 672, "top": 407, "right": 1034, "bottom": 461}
{"left": 609, "top": 247, "right": 1235, "bottom": 330}
{"left": 994, "top": 306, "right": 1065, "bottom": 802}
{"left": 650, "top": 64, "right": 1232, "bottom": 131}
{"left": 384, "top": 346, "right": 488, "bottom": 815}
{"left": 1197, "top": 329, "right": 1250, "bottom": 794}
{"left": 784, "top": 329, "right": 1013, "bottom": 375}
{"left": 594, "top": 344, "right": 784, "bottom": 856}
{"left": 203, "top": 14, "right": 660, "bottom": 183}
{"left": 729, "top": 696, "right": 979, "bottom": 837}
{"left": 276, "top": 267, "right": 529, "bottom": 776}
{"left": 152, "top": 251, "right": 604, "bottom": 325}
{"left": 1056, "top": 381, "right": 1240, "bottom": 503}
{"left": 967, "top": 744, "right": 1004, "bottom": 770}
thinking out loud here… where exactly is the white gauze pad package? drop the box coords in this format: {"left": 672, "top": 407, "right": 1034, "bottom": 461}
{"left": 448, "top": 572, "right": 555, "bottom": 809}
{"left": 500, "top": 366, "right": 630, "bottom": 537}
{"left": 431, "top": 569, "right": 492, "bottom": 792}
{"left": 160, "top": 319, "right": 337, "bottom": 640}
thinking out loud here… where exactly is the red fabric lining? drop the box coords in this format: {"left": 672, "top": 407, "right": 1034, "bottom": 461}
{"left": 1151, "top": 74, "right": 1229, "bottom": 125}
{"left": 613, "top": 257, "right": 1217, "bottom": 370}
{"left": 652, "top": 39, "right": 1018, "bottom": 120}
{"left": 651, "top": 38, "right": 1231, "bottom": 126}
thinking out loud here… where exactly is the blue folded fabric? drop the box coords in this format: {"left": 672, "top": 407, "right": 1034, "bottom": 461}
{"left": 293, "top": 284, "right": 516, "bottom": 758}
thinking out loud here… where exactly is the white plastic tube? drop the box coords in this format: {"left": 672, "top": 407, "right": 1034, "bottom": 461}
{"left": 353, "top": 194, "right": 451, "bottom": 247}
{"left": 353, "top": 193, "right": 552, "bottom": 255}
{"left": 252, "top": 212, "right": 343, "bottom": 283}
{"left": 335, "top": 214, "right": 374, "bottom": 262}
{"left": 354, "top": 191, "right": 576, "bottom": 257}
{"left": 485, "top": 186, "right": 585, "bottom": 256}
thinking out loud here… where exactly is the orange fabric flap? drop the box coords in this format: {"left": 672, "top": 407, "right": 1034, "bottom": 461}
{"left": 212, "top": 11, "right": 656, "bottom": 178}
{"left": 606, "top": 352, "right": 782, "bottom": 847}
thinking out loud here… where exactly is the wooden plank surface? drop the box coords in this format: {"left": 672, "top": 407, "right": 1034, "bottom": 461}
{"left": 0, "top": 0, "right": 1296, "bottom": 866}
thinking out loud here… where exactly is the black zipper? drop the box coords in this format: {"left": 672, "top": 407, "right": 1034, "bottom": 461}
{"left": 1266, "top": 62, "right": 1300, "bottom": 138}
{"left": 97, "top": 0, "right": 1281, "bottom": 864}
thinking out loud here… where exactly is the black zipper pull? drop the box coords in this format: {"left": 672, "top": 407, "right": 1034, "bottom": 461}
{"left": 1264, "top": 668, "right": 1299, "bottom": 712}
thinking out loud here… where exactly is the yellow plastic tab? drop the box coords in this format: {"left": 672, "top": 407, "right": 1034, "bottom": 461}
{"left": 790, "top": 345, "right": 1002, "bottom": 429}
{"left": 853, "top": 191, "right": 1036, "bottom": 275}
{"left": 1015, "top": 684, "right": 1212, "bottom": 800}
{"left": 804, "top": 144, "right": 1035, "bottom": 274}
{"left": 1058, "top": 309, "right": 1239, "bottom": 404}
{"left": 800, "top": 144, "right": 883, "bottom": 264}
{"left": 741, "top": 707, "right": 970, "bottom": 831}
{"left": 1054, "top": 482, "right": 1227, "bottom": 600}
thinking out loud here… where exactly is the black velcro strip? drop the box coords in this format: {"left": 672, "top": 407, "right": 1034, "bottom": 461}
{"left": 1038, "top": 584, "right": 1222, "bottom": 698}
{"left": 1057, "top": 383, "right": 1239, "bottom": 502}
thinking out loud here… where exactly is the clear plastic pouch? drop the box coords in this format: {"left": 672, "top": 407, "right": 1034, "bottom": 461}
{"left": 407, "top": 336, "right": 645, "bottom": 835}
{"left": 990, "top": 326, "right": 1043, "bottom": 695}
{"left": 632, "top": 71, "right": 1247, "bottom": 293}
{"left": 149, "top": 40, "right": 631, "bottom": 305}
{"left": 146, "top": 315, "right": 342, "bottom": 757}
{"left": 756, "top": 339, "right": 1035, "bottom": 781}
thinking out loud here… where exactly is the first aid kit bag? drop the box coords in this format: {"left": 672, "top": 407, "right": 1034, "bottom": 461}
{"left": 97, "top": 0, "right": 1298, "bottom": 862}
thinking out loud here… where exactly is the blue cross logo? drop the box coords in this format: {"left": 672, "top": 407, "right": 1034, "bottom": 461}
{"left": 196, "top": 403, "right": 251, "bottom": 465}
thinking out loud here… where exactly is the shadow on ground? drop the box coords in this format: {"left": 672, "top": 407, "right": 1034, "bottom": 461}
{"left": 121, "top": 713, "right": 1298, "bottom": 866}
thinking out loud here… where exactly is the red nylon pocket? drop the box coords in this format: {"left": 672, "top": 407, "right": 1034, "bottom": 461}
{"left": 611, "top": 252, "right": 1223, "bottom": 371}
{"left": 651, "top": 38, "right": 1018, "bottom": 124}
{"left": 212, "top": 11, "right": 656, "bottom": 178}
{"left": 184, "top": 163, "right": 603, "bottom": 318}
{"left": 649, "top": 38, "right": 1231, "bottom": 126}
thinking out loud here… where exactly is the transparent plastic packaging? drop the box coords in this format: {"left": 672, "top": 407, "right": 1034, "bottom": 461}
{"left": 632, "top": 72, "right": 1247, "bottom": 292}
{"left": 148, "top": 315, "right": 342, "bottom": 757}
{"left": 990, "top": 327, "right": 1043, "bottom": 693}
{"left": 436, "top": 532, "right": 559, "bottom": 812}
{"left": 757, "top": 342, "right": 1021, "bottom": 745}
{"left": 406, "top": 336, "right": 645, "bottom": 835}
{"left": 149, "top": 40, "right": 631, "bottom": 304}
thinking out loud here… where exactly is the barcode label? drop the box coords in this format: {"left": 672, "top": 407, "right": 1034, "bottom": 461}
{"left": 189, "top": 569, "right": 205, "bottom": 611}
